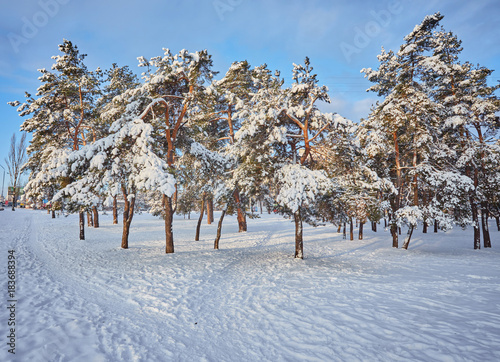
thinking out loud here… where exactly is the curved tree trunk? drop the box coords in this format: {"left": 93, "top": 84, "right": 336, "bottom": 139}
{"left": 402, "top": 225, "right": 414, "bottom": 250}
{"left": 214, "top": 208, "right": 227, "bottom": 250}
{"left": 206, "top": 197, "right": 214, "bottom": 225}
{"left": 195, "top": 194, "right": 205, "bottom": 241}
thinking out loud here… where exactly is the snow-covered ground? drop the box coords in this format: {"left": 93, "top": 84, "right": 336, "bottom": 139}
{"left": 1, "top": 208, "right": 499, "bottom": 361}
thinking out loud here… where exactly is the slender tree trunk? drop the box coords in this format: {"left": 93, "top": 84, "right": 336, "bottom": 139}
{"left": 206, "top": 197, "right": 214, "bottom": 225}
{"left": 164, "top": 194, "right": 174, "bottom": 253}
{"left": 337, "top": 224, "right": 342, "bottom": 233}
{"left": 93, "top": 206, "right": 99, "bottom": 228}
{"left": 233, "top": 189, "right": 247, "bottom": 232}
{"left": 359, "top": 221, "right": 364, "bottom": 240}
{"left": 402, "top": 225, "right": 414, "bottom": 250}
{"left": 195, "top": 195, "right": 205, "bottom": 241}
{"left": 481, "top": 204, "right": 491, "bottom": 248}
{"left": 87, "top": 212, "right": 93, "bottom": 227}
{"left": 294, "top": 209, "right": 303, "bottom": 259}
{"left": 471, "top": 198, "right": 480, "bottom": 249}
{"left": 113, "top": 195, "right": 118, "bottom": 225}
{"left": 343, "top": 222, "right": 346, "bottom": 239}
{"left": 121, "top": 187, "right": 135, "bottom": 249}
{"left": 349, "top": 217, "right": 354, "bottom": 241}
{"left": 434, "top": 220, "right": 438, "bottom": 233}
{"left": 496, "top": 215, "right": 500, "bottom": 232}
{"left": 214, "top": 208, "right": 227, "bottom": 250}
{"left": 422, "top": 221, "right": 428, "bottom": 233}
{"left": 52, "top": 209, "right": 56, "bottom": 219}
{"left": 79, "top": 212, "right": 85, "bottom": 240}
{"left": 391, "top": 222, "right": 398, "bottom": 248}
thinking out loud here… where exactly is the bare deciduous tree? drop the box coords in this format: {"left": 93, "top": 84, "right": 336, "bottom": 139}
{"left": 5, "top": 132, "right": 27, "bottom": 211}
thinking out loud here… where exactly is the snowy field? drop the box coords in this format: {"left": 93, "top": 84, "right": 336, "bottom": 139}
{"left": 1, "top": 208, "right": 500, "bottom": 361}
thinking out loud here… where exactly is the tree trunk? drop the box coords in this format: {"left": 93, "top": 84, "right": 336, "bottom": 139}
{"left": 294, "top": 209, "right": 303, "bottom": 259}
{"left": 113, "top": 195, "right": 118, "bottom": 225}
{"left": 233, "top": 189, "right": 247, "bottom": 232}
{"left": 471, "top": 198, "right": 480, "bottom": 249}
{"left": 52, "top": 209, "right": 56, "bottom": 219}
{"left": 206, "top": 197, "right": 214, "bottom": 225}
{"left": 337, "top": 224, "right": 342, "bottom": 233}
{"left": 481, "top": 204, "right": 491, "bottom": 248}
{"left": 495, "top": 215, "right": 500, "bottom": 231}
{"left": 343, "top": 222, "right": 346, "bottom": 239}
{"left": 391, "top": 223, "right": 398, "bottom": 248}
{"left": 79, "top": 212, "right": 85, "bottom": 240}
{"left": 195, "top": 195, "right": 205, "bottom": 241}
{"left": 87, "top": 212, "right": 93, "bottom": 227}
{"left": 434, "top": 220, "right": 438, "bottom": 233}
{"left": 93, "top": 206, "right": 99, "bottom": 228}
{"left": 121, "top": 188, "right": 135, "bottom": 249}
{"left": 359, "top": 221, "right": 364, "bottom": 240}
{"left": 214, "top": 208, "right": 227, "bottom": 250}
{"left": 402, "top": 225, "right": 414, "bottom": 250}
{"left": 349, "top": 217, "right": 354, "bottom": 241}
{"left": 164, "top": 194, "right": 175, "bottom": 253}
{"left": 422, "top": 220, "right": 428, "bottom": 233}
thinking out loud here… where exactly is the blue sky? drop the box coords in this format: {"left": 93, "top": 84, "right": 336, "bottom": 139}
{"left": 0, "top": 0, "right": 499, "bottom": 194}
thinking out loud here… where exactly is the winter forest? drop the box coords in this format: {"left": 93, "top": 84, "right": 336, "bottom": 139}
{"left": 9, "top": 12, "right": 500, "bottom": 259}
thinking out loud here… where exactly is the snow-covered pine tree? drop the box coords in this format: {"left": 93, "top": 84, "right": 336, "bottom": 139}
{"left": 424, "top": 28, "right": 500, "bottom": 248}
{"left": 360, "top": 13, "right": 445, "bottom": 249}
{"left": 136, "top": 48, "right": 216, "bottom": 253}
{"left": 9, "top": 39, "right": 101, "bottom": 239}
{"left": 54, "top": 88, "right": 175, "bottom": 249}
{"left": 233, "top": 58, "right": 351, "bottom": 258}
{"left": 98, "top": 63, "right": 140, "bottom": 224}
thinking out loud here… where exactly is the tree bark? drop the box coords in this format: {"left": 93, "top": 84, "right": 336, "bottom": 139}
{"left": 52, "top": 209, "right": 56, "bottom": 219}
{"left": 391, "top": 223, "right": 398, "bottom": 248}
{"left": 87, "top": 212, "right": 93, "bottom": 227}
{"left": 294, "top": 209, "right": 303, "bottom": 259}
{"left": 121, "top": 188, "right": 135, "bottom": 249}
{"left": 113, "top": 195, "right": 118, "bottom": 225}
{"left": 471, "top": 198, "right": 480, "bottom": 249}
{"left": 206, "top": 197, "right": 214, "bottom": 225}
{"left": 233, "top": 189, "right": 247, "bottom": 232}
{"left": 434, "top": 220, "right": 438, "bottom": 233}
{"left": 359, "top": 221, "right": 364, "bottom": 240}
{"left": 195, "top": 195, "right": 205, "bottom": 241}
{"left": 349, "top": 217, "right": 354, "bottom": 241}
{"left": 214, "top": 208, "right": 227, "bottom": 250}
{"left": 164, "top": 194, "right": 175, "bottom": 253}
{"left": 79, "top": 212, "right": 85, "bottom": 240}
{"left": 93, "top": 206, "right": 99, "bottom": 228}
{"left": 422, "top": 221, "right": 428, "bottom": 233}
{"left": 402, "top": 225, "right": 414, "bottom": 250}
{"left": 343, "top": 222, "right": 346, "bottom": 239}
{"left": 481, "top": 203, "right": 491, "bottom": 248}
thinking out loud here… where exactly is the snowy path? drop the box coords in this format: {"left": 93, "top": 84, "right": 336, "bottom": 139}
{"left": 1, "top": 209, "right": 500, "bottom": 361}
